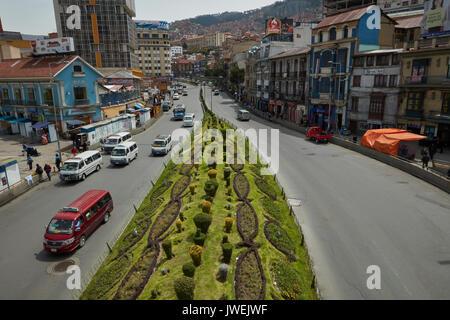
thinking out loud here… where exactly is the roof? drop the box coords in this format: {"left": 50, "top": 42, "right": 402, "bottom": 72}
{"left": 58, "top": 190, "right": 109, "bottom": 216}
{"left": 354, "top": 49, "right": 403, "bottom": 57}
{"left": 175, "top": 59, "right": 194, "bottom": 64}
{"left": 394, "top": 15, "right": 423, "bottom": 29}
{"left": 0, "top": 55, "right": 78, "bottom": 79}
{"left": 106, "top": 70, "right": 140, "bottom": 79}
{"left": 271, "top": 47, "right": 310, "bottom": 59}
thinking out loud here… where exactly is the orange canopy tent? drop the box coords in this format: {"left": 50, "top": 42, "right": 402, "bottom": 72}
{"left": 361, "top": 128, "right": 407, "bottom": 149}
{"left": 371, "top": 132, "right": 427, "bottom": 157}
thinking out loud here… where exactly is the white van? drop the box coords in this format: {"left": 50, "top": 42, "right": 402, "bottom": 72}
{"left": 102, "top": 132, "right": 132, "bottom": 153}
{"left": 151, "top": 135, "right": 172, "bottom": 156}
{"left": 110, "top": 141, "right": 139, "bottom": 166}
{"left": 237, "top": 109, "right": 250, "bottom": 121}
{"left": 60, "top": 151, "right": 103, "bottom": 182}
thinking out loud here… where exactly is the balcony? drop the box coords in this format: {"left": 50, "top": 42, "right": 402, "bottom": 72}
{"left": 427, "top": 110, "right": 450, "bottom": 123}
{"left": 400, "top": 109, "right": 424, "bottom": 120}
{"left": 403, "top": 76, "right": 450, "bottom": 86}
{"left": 74, "top": 99, "right": 90, "bottom": 106}
{"left": 1, "top": 99, "right": 37, "bottom": 106}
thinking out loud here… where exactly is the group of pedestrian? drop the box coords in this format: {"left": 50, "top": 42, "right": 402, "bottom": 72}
{"left": 421, "top": 142, "right": 438, "bottom": 171}
{"left": 72, "top": 137, "right": 88, "bottom": 156}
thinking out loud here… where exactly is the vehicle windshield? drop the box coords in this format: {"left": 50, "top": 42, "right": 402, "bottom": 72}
{"left": 47, "top": 219, "right": 74, "bottom": 235}
{"left": 184, "top": 117, "right": 193, "bottom": 121}
{"left": 61, "top": 162, "right": 79, "bottom": 171}
{"left": 153, "top": 140, "right": 166, "bottom": 147}
{"left": 112, "top": 149, "right": 126, "bottom": 156}
{"left": 174, "top": 108, "right": 185, "bottom": 113}
{"left": 106, "top": 138, "right": 119, "bottom": 144}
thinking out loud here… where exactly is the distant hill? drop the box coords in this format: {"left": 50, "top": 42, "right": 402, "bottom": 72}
{"left": 170, "top": 0, "right": 322, "bottom": 40}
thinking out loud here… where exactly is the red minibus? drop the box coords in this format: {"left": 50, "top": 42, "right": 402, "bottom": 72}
{"left": 43, "top": 190, "right": 113, "bottom": 254}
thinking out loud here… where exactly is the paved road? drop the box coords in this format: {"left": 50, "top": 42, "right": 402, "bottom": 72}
{"left": 204, "top": 87, "right": 450, "bottom": 299}
{"left": 0, "top": 86, "right": 203, "bottom": 300}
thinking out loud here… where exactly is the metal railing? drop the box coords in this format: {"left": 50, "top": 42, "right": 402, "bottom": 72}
{"left": 404, "top": 76, "right": 450, "bottom": 85}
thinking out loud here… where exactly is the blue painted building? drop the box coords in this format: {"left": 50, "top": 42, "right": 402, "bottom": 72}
{"left": 309, "top": 5, "right": 396, "bottom": 131}
{"left": 0, "top": 55, "right": 104, "bottom": 133}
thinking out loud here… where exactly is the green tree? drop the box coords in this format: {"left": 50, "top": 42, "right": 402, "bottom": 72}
{"left": 230, "top": 66, "right": 245, "bottom": 86}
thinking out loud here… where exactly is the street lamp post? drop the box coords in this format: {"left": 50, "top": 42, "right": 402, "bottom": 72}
{"left": 329, "top": 61, "right": 341, "bottom": 133}
{"left": 48, "top": 62, "right": 66, "bottom": 159}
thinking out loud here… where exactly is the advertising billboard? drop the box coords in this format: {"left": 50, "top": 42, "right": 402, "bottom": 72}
{"left": 135, "top": 20, "right": 169, "bottom": 31}
{"left": 420, "top": 0, "right": 450, "bottom": 37}
{"left": 266, "top": 18, "right": 282, "bottom": 35}
{"left": 281, "top": 18, "right": 294, "bottom": 34}
{"left": 31, "top": 37, "right": 75, "bottom": 56}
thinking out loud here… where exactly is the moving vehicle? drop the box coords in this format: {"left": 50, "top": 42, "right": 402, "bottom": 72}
{"left": 306, "top": 127, "right": 332, "bottom": 144}
{"left": 60, "top": 151, "right": 103, "bottom": 182}
{"left": 182, "top": 89, "right": 188, "bottom": 96}
{"left": 183, "top": 114, "right": 194, "bottom": 127}
{"left": 43, "top": 190, "right": 113, "bottom": 254}
{"left": 102, "top": 132, "right": 132, "bottom": 153}
{"left": 152, "top": 135, "right": 172, "bottom": 156}
{"left": 214, "top": 89, "right": 220, "bottom": 96}
{"left": 173, "top": 104, "right": 186, "bottom": 121}
{"left": 162, "top": 101, "right": 172, "bottom": 112}
{"left": 173, "top": 93, "right": 180, "bottom": 100}
{"left": 110, "top": 141, "right": 139, "bottom": 166}
{"left": 237, "top": 109, "right": 250, "bottom": 121}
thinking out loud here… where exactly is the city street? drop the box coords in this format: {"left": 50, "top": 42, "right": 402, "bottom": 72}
{"left": 0, "top": 86, "right": 203, "bottom": 300}
{"left": 204, "top": 87, "right": 450, "bottom": 299}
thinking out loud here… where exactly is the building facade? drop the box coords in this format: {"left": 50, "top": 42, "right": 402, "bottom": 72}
{"left": 349, "top": 49, "right": 402, "bottom": 134}
{"left": 205, "top": 32, "right": 226, "bottom": 48}
{"left": 0, "top": 55, "right": 103, "bottom": 133}
{"left": 53, "top": 0, "right": 137, "bottom": 69}
{"left": 378, "top": 0, "right": 424, "bottom": 13}
{"left": 135, "top": 21, "right": 171, "bottom": 77}
{"left": 323, "top": 0, "right": 376, "bottom": 16}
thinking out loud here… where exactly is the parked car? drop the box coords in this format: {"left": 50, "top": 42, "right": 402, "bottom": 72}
{"left": 237, "top": 109, "right": 250, "bottom": 121}
{"left": 110, "top": 141, "right": 138, "bottom": 166}
{"left": 43, "top": 190, "right": 113, "bottom": 254}
{"left": 60, "top": 151, "right": 103, "bottom": 182}
{"left": 152, "top": 135, "right": 172, "bottom": 156}
{"left": 306, "top": 127, "right": 332, "bottom": 144}
{"left": 102, "top": 132, "right": 132, "bottom": 154}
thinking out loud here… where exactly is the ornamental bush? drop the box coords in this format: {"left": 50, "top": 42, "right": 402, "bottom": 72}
{"left": 174, "top": 276, "right": 195, "bottom": 300}
{"left": 201, "top": 200, "right": 212, "bottom": 213}
{"left": 204, "top": 180, "right": 219, "bottom": 198}
{"left": 182, "top": 262, "right": 196, "bottom": 278}
{"left": 218, "top": 264, "right": 229, "bottom": 282}
{"left": 162, "top": 240, "right": 173, "bottom": 259}
{"left": 226, "top": 186, "right": 232, "bottom": 196}
{"left": 176, "top": 219, "right": 182, "bottom": 233}
{"left": 194, "top": 213, "right": 213, "bottom": 234}
{"left": 189, "top": 245, "right": 203, "bottom": 266}
{"left": 208, "top": 169, "right": 218, "bottom": 179}
{"left": 222, "top": 243, "right": 233, "bottom": 264}
{"left": 222, "top": 235, "right": 228, "bottom": 244}
{"left": 224, "top": 167, "right": 232, "bottom": 179}
{"left": 224, "top": 217, "right": 233, "bottom": 233}
{"left": 189, "top": 184, "right": 196, "bottom": 195}
{"left": 193, "top": 230, "right": 206, "bottom": 246}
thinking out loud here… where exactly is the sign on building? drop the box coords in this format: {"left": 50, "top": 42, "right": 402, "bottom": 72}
{"left": 266, "top": 18, "right": 282, "bottom": 35}
{"left": 420, "top": 0, "right": 450, "bottom": 38}
{"left": 31, "top": 37, "right": 75, "bottom": 55}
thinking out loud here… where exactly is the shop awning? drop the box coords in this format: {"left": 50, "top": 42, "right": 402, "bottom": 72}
{"left": 31, "top": 122, "right": 50, "bottom": 129}
{"left": 0, "top": 116, "right": 15, "bottom": 121}
{"left": 8, "top": 118, "right": 30, "bottom": 124}
{"left": 66, "top": 119, "right": 85, "bottom": 126}
{"left": 133, "top": 104, "right": 143, "bottom": 109}
{"left": 104, "top": 85, "right": 123, "bottom": 92}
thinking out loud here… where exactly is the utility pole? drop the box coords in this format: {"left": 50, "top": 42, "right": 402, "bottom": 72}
{"left": 49, "top": 62, "right": 65, "bottom": 159}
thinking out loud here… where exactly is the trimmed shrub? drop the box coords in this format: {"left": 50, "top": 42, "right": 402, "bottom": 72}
{"left": 225, "top": 217, "right": 233, "bottom": 233}
{"left": 204, "top": 180, "right": 219, "bottom": 198}
{"left": 222, "top": 243, "right": 233, "bottom": 263}
{"left": 226, "top": 186, "right": 233, "bottom": 196}
{"left": 194, "top": 213, "right": 213, "bottom": 234}
{"left": 189, "top": 245, "right": 203, "bottom": 266}
{"left": 189, "top": 184, "right": 196, "bottom": 195}
{"left": 193, "top": 230, "right": 206, "bottom": 246}
{"left": 162, "top": 240, "right": 173, "bottom": 259}
{"left": 218, "top": 264, "right": 229, "bottom": 282}
{"left": 176, "top": 219, "right": 182, "bottom": 233}
{"left": 201, "top": 200, "right": 212, "bottom": 213}
{"left": 208, "top": 169, "right": 218, "bottom": 179}
{"left": 182, "top": 263, "right": 196, "bottom": 278}
{"left": 224, "top": 167, "right": 232, "bottom": 179}
{"left": 174, "top": 276, "right": 195, "bottom": 300}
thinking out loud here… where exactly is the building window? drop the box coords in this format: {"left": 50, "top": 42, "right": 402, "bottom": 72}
{"left": 389, "top": 75, "right": 398, "bottom": 87}
{"left": 14, "top": 88, "right": 22, "bottom": 101}
{"left": 407, "top": 92, "right": 424, "bottom": 111}
{"left": 392, "top": 54, "right": 400, "bottom": 65}
{"left": 353, "top": 56, "right": 365, "bottom": 67}
{"left": 447, "top": 64, "right": 450, "bottom": 78}
{"left": 74, "top": 87, "right": 87, "bottom": 101}
{"left": 376, "top": 55, "right": 389, "bottom": 66}
{"left": 27, "top": 88, "right": 36, "bottom": 102}
{"left": 2, "top": 88, "right": 9, "bottom": 100}
{"left": 73, "top": 65, "right": 83, "bottom": 73}
{"left": 343, "top": 26, "right": 349, "bottom": 39}
{"left": 442, "top": 92, "right": 450, "bottom": 114}
{"left": 351, "top": 96, "right": 359, "bottom": 112}
{"left": 320, "top": 78, "right": 330, "bottom": 93}
{"left": 369, "top": 95, "right": 385, "bottom": 119}
{"left": 374, "top": 75, "right": 388, "bottom": 88}
{"left": 329, "top": 28, "right": 337, "bottom": 41}
{"left": 319, "top": 31, "right": 323, "bottom": 43}
{"left": 367, "top": 55, "right": 375, "bottom": 66}
{"left": 353, "top": 75, "right": 361, "bottom": 87}
{"left": 43, "top": 89, "right": 54, "bottom": 106}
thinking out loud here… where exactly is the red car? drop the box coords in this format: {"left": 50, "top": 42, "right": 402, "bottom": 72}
{"left": 43, "top": 190, "right": 113, "bottom": 254}
{"left": 306, "top": 127, "right": 332, "bottom": 144}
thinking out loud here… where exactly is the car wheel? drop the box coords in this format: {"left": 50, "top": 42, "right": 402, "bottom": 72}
{"left": 81, "top": 173, "right": 86, "bottom": 181}
{"left": 96, "top": 165, "right": 101, "bottom": 171}
{"left": 79, "top": 235, "right": 87, "bottom": 248}
{"left": 103, "top": 213, "right": 110, "bottom": 224}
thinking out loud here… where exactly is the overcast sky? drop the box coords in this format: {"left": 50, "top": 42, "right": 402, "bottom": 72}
{"left": 0, "top": 0, "right": 276, "bottom": 35}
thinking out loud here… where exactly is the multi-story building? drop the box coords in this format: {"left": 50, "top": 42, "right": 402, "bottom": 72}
{"left": 170, "top": 46, "right": 183, "bottom": 59}
{"left": 53, "top": 0, "right": 137, "bottom": 70}
{"left": 323, "top": 0, "right": 376, "bottom": 16}
{"left": 309, "top": 5, "right": 396, "bottom": 131}
{"left": 397, "top": 47, "right": 450, "bottom": 145}
{"left": 245, "top": 48, "right": 259, "bottom": 107}
{"left": 269, "top": 48, "right": 310, "bottom": 124}
{"left": 0, "top": 55, "right": 103, "bottom": 133}
{"left": 349, "top": 49, "right": 402, "bottom": 134}
{"left": 378, "top": 0, "right": 424, "bottom": 13}
{"left": 134, "top": 21, "right": 171, "bottom": 77}
{"left": 205, "top": 32, "right": 226, "bottom": 48}
{"left": 172, "top": 59, "right": 194, "bottom": 77}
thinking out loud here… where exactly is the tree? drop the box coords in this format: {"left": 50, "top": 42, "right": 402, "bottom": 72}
{"left": 230, "top": 66, "right": 245, "bottom": 87}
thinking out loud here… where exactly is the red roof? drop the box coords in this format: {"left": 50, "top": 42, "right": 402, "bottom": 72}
{"left": 175, "top": 59, "right": 194, "bottom": 64}
{"left": 314, "top": 6, "right": 372, "bottom": 30}
{"left": 394, "top": 15, "right": 423, "bottom": 29}
{"left": 0, "top": 55, "right": 78, "bottom": 79}
{"left": 271, "top": 47, "right": 310, "bottom": 59}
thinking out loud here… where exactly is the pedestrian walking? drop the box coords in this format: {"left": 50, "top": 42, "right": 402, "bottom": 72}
{"left": 35, "top": 164, "right": 43, "bottom": 181}
{"left": 55, "top": 154, "right": 62, "bottom": 172}
{"left": 429, "top": 143, "right": 437, "bottom": 168}
{"left": 72, "top": 146, "right": 78, "bottom": 157}
{"left": 76, "top": 138, "right": 81, "bottom": 150}
{"left": 82, "top": 141, "right": 88, "bottom": 152}
{"left": 421, "top": 150, "right": 430, "bottom": 170}
{"left": 27, "top": 156, "right": 33, "bottom": 170}
{"left": 44, "top": 164, "right": 52, "bottom": 181}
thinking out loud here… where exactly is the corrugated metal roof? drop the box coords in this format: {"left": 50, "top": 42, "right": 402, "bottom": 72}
{"left": 394, "top": 15, "right": 423, "bottom": 29}
{"left": 271, "top": 47, "right": 310, "bottom": 59}
{"left": 314, "top": 6, "right": 371, "bottom": 30}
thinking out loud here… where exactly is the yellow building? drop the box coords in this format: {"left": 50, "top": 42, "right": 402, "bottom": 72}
{"left": 398, "top": 45, "right": 450, "bottom": 145}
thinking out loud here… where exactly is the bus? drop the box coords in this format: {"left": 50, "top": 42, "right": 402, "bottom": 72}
{"left": 173, "top": 104, "right": 186, "bottom": 121}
